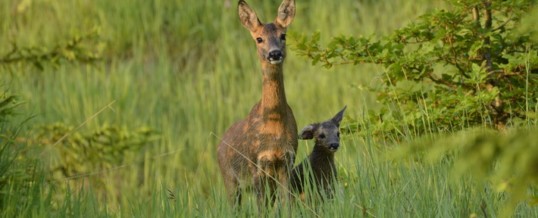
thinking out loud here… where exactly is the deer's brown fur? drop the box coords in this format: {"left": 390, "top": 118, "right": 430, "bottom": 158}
{"left": 217, "top": 0, "right": 297, "bottom": 207}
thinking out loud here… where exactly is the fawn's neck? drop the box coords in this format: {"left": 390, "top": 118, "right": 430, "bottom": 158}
{"left": 260, "top": 62, "right": 287, "bottom": 112}
{"left": 310, "top": 144, "right": 335, "bottom": 163}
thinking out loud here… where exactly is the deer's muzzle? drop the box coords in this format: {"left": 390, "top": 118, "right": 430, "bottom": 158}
{"left": 329, "top": 143, "right": 339, "bottom": 151}
{"left": 267, "top": 50, "right": 283, "bottom": 64}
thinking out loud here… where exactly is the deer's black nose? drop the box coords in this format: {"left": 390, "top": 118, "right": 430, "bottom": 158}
{"left": 268, "top": 50, "right": 283, "bottom": 61}
{"left": 329, "top": 143, "right": 339, "bottom": 150}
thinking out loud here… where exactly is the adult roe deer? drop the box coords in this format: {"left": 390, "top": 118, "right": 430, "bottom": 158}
{"left": 217, "top": 0, "right": 297, "bottom": 207}
{"left": 291, "top": 106, "right": 346, "bottom": 200}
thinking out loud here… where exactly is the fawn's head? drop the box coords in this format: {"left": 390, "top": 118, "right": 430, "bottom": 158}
{"left": 238, "top": 0, "right": 295, "bottom": 65}
{"left": 299, "top": 106, "right": 347, "bottom": 152}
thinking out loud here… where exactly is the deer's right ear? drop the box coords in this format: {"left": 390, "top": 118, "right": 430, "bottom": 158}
{"left": 331, "top": 105, "right": 347, "bottom": 126}
{"left": 238, "top": 0, "right": 262, "bottom": 32}
{"left": 276, "top": 0, "right": 295, "bottom": 28}
{"left": 299, "top": 124, "right": 318, "bottom": 140}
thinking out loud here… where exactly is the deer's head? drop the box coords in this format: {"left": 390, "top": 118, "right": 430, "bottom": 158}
{"left": 238, "top": 0, "right": 295, "bottom": 65}
{"left": 299, "top": 106, "right": 347, "bottom": 153}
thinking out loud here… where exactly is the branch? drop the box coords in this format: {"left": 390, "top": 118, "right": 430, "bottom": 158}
{"left": 444, "top": 33, "right": 470, "bottom": 79}
{"left": 482, "top": 0, "right": 493, "bottom": 72}
{"left": 472, "top": 6, "right": 481, "bottom": 28}
{"left": 427, "top": 73, "right": 457, "bottom": 89}
{"left": 427, "top": 73, "right": 474, "bottom": 90}
{"left": 0, "top": 49, "right": 59, "bottom": 65}
{"left": 492, "top": 15, "right": 513, "bottom": 32}
{"left": 0, "top": 30, "right": 101, "bottom": 69}
{"left": 483, "top": 1, "right": 493, "bottom": 29}
{"left": 452, "top": 60, "right": 470, "bottom": 79}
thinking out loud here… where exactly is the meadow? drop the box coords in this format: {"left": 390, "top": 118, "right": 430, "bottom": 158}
{"left": 1, "top": 0, "right": 537, "bottom": 217}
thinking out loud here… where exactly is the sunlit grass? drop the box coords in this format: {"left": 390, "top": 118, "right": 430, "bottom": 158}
{"left": 1, "top": 0, "right": 537, "bottom": 217}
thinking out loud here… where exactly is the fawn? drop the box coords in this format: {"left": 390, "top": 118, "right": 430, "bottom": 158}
{"left": 290, "top": 106, "right": 347, "bottom": 200}
{"left": 217, "top": 0, "right": 297, "bottom": 207}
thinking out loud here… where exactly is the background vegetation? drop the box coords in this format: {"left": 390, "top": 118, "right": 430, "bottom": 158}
{"left": 0, "top": 0, "right": 537, "bottom": 217}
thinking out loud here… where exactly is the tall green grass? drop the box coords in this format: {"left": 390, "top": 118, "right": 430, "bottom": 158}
{"left": 1, "top": 0, "right": 537, "bottom": 216}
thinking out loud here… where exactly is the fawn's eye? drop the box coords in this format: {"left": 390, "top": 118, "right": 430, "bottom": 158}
{"left": 280, "top": 34, "right": 286, "bottom": 41}
{"left": 318, "top": 133, "right": 325, "bottom": 139}
{"left": 256, "top": 37, "right": 263, "bottom": 43}
{"left": 337, "top": 132, "right": 340, "bottom": 138}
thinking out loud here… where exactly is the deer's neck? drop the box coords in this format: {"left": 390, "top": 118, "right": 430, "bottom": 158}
{"left": 310, "top": 145, "right": 335, "bottom": 163}
{"left": 260, "top": 63, "right": 287, "bottom": 112}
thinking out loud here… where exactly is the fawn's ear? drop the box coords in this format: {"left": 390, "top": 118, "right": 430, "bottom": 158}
{"left": 331, "top": 105, "right": 347, "bottom": 126}
{"left": 299, "top": 124, "right": 318, "bottom": 140}
{"left": 275, "top": 0, "right": 295, "bottom": 28}
{"left": 238, "top": 0, "right": 262, "bottom": 32}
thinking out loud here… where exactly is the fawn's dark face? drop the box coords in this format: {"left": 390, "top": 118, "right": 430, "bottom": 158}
{"left": 238, "top": 0, "right": 295, "bottom": 65}
{"left": 310, "top": 122, "right": 341, "bottom": 152}
{"left": 299, "top": 106, "right": 347, "bottom": 152}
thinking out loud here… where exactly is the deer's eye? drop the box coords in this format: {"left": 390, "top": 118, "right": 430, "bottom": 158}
{"left": 319, "top": 133, "right": 325, "bottom": 139}
{"left": 337, "top": 132, "right": 340, "bottom": 138}
{"left": 280, "top": 34, "right": 286, "bottom": 41}
{"left": 256, "top": 37, "right": 263, "bottom": 43}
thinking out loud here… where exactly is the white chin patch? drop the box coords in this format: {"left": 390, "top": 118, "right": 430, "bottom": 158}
{"left": 269, "top": 60, "right": 282, "bottom": 64}
{"left": 328, "top": 146, "right": 339, "bottom": 152}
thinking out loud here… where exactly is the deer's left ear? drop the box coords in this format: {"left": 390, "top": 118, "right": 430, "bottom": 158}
{"left": 331, "top": 106, "right": 347, "bottom": 126}
{"left": 299, "top": 123, "right": 318, "bottom": 140}
{"left": 238, "top": 0, "right": 262, "bottom": 32}
{"left": 275, "top": 0, "right": 295, "bottom": 28}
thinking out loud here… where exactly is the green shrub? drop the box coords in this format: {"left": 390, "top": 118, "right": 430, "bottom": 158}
{"left": 0, "top": 93, "right": 19, "bottom": 208}
{"left": 393, "top": 127, "right": 538, "bottom": 216}
{"left": 295, "top": 1, "right": 538, "bottom": 216}
{"left": 22, "top": 123, "right": 160, "bottom": 199}
{"left": 294, "top": 0, "right": 538, "bottom": 139}
{"left": 0, "top": 28, "right": 102, "bottom": 71}
{"left": 0, "top": 91, "right": 44, "bottom": 216}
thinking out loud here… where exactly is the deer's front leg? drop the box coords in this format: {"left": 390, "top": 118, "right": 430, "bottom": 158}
{"left": 254, "top": 156, "right": 279, "bottom": 207}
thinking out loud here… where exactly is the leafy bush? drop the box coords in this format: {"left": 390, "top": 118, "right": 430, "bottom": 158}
{"left": 0, "top": 28, "right": 103, "bottom": 71}
{"left": 0, "top": 93, "right": 20, "bottom": 205}
{"left": 0, "top": 92, "right": 43, "bottom": 216}
{"left": 393, "top": 127, "right": 538, "bottom": 216}
{"left": 3, "top": 117, "right": 159, "bottom": 211}
{"left": 294, "top": 0, "right": 538, "bottom": 139}
{"left": 294, "top": 0, "right": 538, "bottom": 215}
{"left": 21, "top": 123, "right": 160, "bottom": 193}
